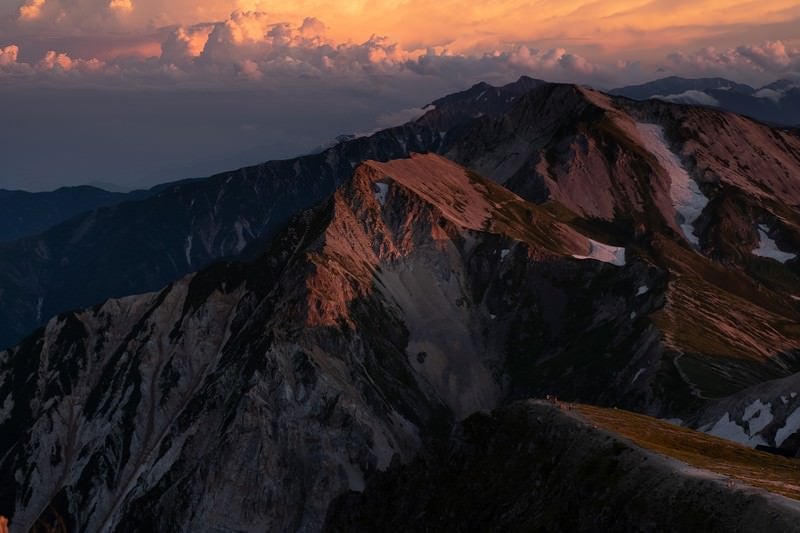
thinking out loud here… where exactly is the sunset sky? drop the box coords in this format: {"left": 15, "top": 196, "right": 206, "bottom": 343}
{"left": 1, "top": 0, "right": 799, "bottom": 190}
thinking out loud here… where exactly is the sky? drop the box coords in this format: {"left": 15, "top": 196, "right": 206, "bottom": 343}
{"left": 1, "top": 0, "right": 799, "bottom": 191}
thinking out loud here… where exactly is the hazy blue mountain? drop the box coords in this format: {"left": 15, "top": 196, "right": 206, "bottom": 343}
{"left": 610, "top": 76, "right": 754, "bottom": 100}
{"left": 0, "top": 186, "right": 146, "bottom": 242}
{"left": 611, "top": 76, "right": 800, "bottom": 126}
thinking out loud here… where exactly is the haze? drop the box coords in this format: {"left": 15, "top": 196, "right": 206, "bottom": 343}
{"left": 1, "top": 0, "right": 799, "bottom": 190}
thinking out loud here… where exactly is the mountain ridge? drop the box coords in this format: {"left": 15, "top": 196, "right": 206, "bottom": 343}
{"left": 1, "top": 140, "right": 800, "bottom": 529}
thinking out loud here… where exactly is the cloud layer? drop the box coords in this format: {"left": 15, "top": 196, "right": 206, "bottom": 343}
{"left": 0, "top": 0, "right": 798, "bottom": 89}
{"left": 1, "top": 1, "right": 799, "bottom": 192}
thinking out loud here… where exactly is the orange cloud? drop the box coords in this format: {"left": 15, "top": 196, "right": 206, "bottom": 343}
{"left": 3, "top": 0, "right": 799, "bottom": 87}
{"left": 38, "top": 50, "right": 105, "bottom": 71}
{"left": 108, "top": 0, "right": 133, "bottom": 13}
{"left": 10, "top": 1, "right": 799, "bottom": 57}
{"left": 18, "top": 0, "right": 46, "bottom": 21}
{"left": 0, "top": 45, "right": 20, "bottom": 65}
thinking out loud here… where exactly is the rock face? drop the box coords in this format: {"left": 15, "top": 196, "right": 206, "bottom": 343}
{"left": 325, "top": 401, "right": 800, "bottom": 533}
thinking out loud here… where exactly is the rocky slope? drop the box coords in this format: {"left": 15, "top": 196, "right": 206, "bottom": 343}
{"left": 437, "top": 83, "right": 800, "bottom": 412}
{"left": 0, "top": 77, "right": 544, "bottom": 350}
{"left": 0, "top": 153, "right": 655, "bottom": 531}
{"left": 326, "top": 401, "right": 800, "bottom": 532}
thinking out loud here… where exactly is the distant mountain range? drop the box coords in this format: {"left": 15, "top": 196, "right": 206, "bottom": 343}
{"left": 2, "top": 78, "right": 800, "bottom": 530}
{"left": 0, "top": 186, "right": 148, "bottom": 243}
{"left": 611, "top": 76, "right": 800, "bottom": 126}
{"left": 0, "top": 180, "right": 202, "bottom": 243}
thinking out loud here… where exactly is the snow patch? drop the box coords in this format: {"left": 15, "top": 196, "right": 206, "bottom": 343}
{"left": 753, "top": 225, "right": 796, "bottom": 263}
{"left": 35, "top": 297, "right": 43, "bottom": 323}
{"left": 636, "top": 285, "right": 649, "bottom": 296}
{"left": 341, "top": 461, "right": 365, "bottom": 492}
{"left": 706, "top": 412, "right": 767, "bottom": 446}
{"left": 0, "top": 394, "right": 13, "bottom": 424}
{"left": 636, "top": 123, "right": 708, "bottom": 246}
{"left": 500, "top": 249, "right": 510, "bottom": 260}
{"left": 572, "top": 239, "right": 626, "bottom": 266}
{"left": 630, "top": 311, "right": 637, "bottom": 320}
{"left": 776, "top": 407, "right": 800, "bottom": 447}
{"left": 184, "top": 235, "right": 193, "bottom": 266}
{"left": 234, "top": 220, "right": 248, "bottom": 253}
{"left": 631, "top": 368, "right": 645, "bottom": 384}
{"left": 742, "top": 399, "right": 773, "bottom": 435}
{"left": 374, "top": 182, "right": 389, "bottom": 205}
{"left": 663, "top": 418, "right": 683, "bottom": 426}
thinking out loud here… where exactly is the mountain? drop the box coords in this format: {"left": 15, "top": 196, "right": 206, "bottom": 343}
{"left": 326, "top": 401, "right": 800, "bottom": 532}
{"left": 2, "top": 80, "right": 800, "bottom": 530}
{"left": 441, "top": 83, "right": 800, "bottom": 410}
{"left": 611, "top": 76, "right": 754, "bottom": 100}
{"left": 0, "top": 186, "right": 150, "bottom": 243}
{"left": 0, "top": 77, "right": 546, "bottom": 350}
{"left": 0, "top": 153, "right": 642, "bottom": 530}
{"left": 611, "top": 76, "right": 800, "bottom": 127}
{"left": 2, "top": 145, "right": 799, "bottom": 530}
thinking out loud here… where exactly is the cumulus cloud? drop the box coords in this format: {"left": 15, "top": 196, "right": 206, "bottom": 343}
{"left": 508, "top": 46, "right": 597, "bottom": 76}
{"left": 160, "top": 24, "right": 214, "bottom": 62}
{"left": 3, "top": 6, "right": 799, "bottom": 91}
{"left": 666, "top": 40, "right": 800, "bottom": 84}
{"left": 108, "top": 0, "right": 133, "bottom": 13}
{"left": 0, "top": 44, "right": 35, "bottom": 75}
{"left": 37, "top": 50, "right": 105, "bottom": 72}
{"left": 0, "top": 45, "right": 19, "bottom": 65}
{"left": 736, "top": 41, "right": 798, "bottom": 72}
{"left": 18, "top": 0, "right": 46, "bottom": 21}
